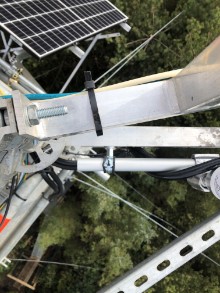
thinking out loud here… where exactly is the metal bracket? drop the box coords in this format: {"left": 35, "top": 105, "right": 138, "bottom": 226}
{"left": 187, "top": 154, "right": 220, "bottom": 195}
{"left": 0, "top": 257, "right": 11, "bottom": 268}
{"left": 103, "top": 147, "right": 115, "bottom": 174}
{"left": 59, "top": 32, "right": 120, "bottom": 93}
{"left": 97, "top": 211, "right": 220, "bottom": 293}
{"left": 69, "top": 45, "right": 85, "bottom": 59}
{"left": 120, "top": 22, "right": 131, "bottom": 32}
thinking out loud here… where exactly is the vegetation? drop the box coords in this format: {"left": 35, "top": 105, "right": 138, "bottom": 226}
{"left": 2, "top": 0, "right": 220, "bottom": 292}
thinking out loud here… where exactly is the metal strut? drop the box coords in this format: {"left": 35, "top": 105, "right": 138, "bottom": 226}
{"left": 97, "top": 212, "right": 220, "bottom": 293}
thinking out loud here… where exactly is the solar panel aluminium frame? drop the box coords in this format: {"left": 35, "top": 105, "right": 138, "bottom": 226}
{"left": 0, "top": 0, "right": 128, "bottom": 58}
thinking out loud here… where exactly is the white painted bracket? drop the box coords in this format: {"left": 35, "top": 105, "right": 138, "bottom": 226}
{"left": 0, "top": 257, "right": 11, "bottom": 268}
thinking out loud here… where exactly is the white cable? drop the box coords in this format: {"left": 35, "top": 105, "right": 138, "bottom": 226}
{"left": 76, "top": 173, "right": 220, "bottom": 267}
{"left": 98, "top": 43, "right": 149, "bottom": 88}
{"left": 75, "top": 173, "right": 178, "bottom": 237}
{"left": 95, "top": 12, "right": 183, "bottom": 87}
{"left": 9, "top": 259, "right": 97, "bottom": 270}
{"left": 76, "top": 175, "right": 175, "bottom": 231}
{"left": 114, "top": 174, "right": 180, "bottom": 232}
{"left": 115, "top": 173, "right": 157, "bottom": 208}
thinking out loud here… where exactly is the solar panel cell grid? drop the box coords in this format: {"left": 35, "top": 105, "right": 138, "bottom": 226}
{"left": 0, "top": 0, "right": 128, "bottom": 58}
{"left": 72, "top": 1, "right": 114, "bottom": 19}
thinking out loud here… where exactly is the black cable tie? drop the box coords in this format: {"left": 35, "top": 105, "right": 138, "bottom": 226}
{"left": 14, "top": 192, "right": 27, "bottom": 201}
{"left": 84, "top": 71, "right": 103, "bottom": 136}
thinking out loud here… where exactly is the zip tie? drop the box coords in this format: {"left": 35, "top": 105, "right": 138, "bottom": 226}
{"left": 84, "top": 71, "right": 103, "bottom": 136}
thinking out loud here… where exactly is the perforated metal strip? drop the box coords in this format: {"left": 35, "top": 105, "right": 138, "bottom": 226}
{"left": 97, "top": 212, "right": 220, "bottom": 293}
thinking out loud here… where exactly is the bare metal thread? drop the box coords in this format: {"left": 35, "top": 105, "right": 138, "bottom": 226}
{"left": 37, "top": 106, "right": 68, "bottom": 119}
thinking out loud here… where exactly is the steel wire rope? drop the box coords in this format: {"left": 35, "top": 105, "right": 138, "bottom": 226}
{"left": 93, "top": 12, "right": 183, "bottom": 88}
{"left": 75, "top": 173, "right": 178, "bottom": 237}
{"left": 114, "top": 173, "right": 179, "bottom": 232}
{"left": 75, "top": 173, "right": 220, "bottom": 268}
{"left": 115, "top": 173, "right": 159, "bottom": 207}
{"left": 9, "top": 259, "right": 97, "bottom": 270}
{"left": 75, "top": 175, "right": 176, "bottom": 232}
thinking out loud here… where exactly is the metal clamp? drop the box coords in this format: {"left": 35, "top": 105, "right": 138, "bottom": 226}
{"left": 9, "top": 68, "right": 23, "bottom": 83}
{"left": 0, "top": 257, "right": 11, "bottom": 268}
{"left": 84, "top": 71, "right": 103, "bottom": 136}
{"left": 103, "top": 147, "right": 115, "bottom": 174}
{"left": 187, "top": 154, "right": 220, "bottom": 196}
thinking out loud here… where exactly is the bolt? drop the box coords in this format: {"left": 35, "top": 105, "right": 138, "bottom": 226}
{"left": 27, "top": 105, "right": 68, "bottom": 126}
{"left": 106, "top": 146, "right": 114, "bottom": 157}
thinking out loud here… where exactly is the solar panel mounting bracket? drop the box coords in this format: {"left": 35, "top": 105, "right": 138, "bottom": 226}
{"left": 120, "top": 22, "right": 132, "bottom": 32}
{"left": 69, "top": 45, "right": 85, "bottom": 59}
{"left": 60, "top": 32, "right": 120, "bottom": 93}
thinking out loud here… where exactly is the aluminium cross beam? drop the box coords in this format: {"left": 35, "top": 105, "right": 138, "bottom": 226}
{"left": 67, "top": 126, "right": 220, "bottom": 148}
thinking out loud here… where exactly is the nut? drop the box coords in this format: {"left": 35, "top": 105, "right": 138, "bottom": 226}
{"left": 27, "top": 105, "right": 39, "bottom": 126}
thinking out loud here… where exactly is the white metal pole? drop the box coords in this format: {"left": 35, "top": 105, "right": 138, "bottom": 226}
{"left": 77, "top": 158, "right": 195, "bottom": 172}
{"left": 0, "top": 58, "right": 45, "bottom": 94}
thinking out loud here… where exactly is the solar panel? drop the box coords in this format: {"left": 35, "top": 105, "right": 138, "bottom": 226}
{"left": 0, "top": 0, "right": 128, "bottom": 58}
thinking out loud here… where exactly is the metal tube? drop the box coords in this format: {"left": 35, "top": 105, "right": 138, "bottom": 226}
{"left": 60, "top": 34, "right": 100, "bottom": 93}
{"left": 0, "top": 69, "right": 32, "bottom": 94}
{"left": 0, "top": 70, "right": 11, "bottom": 86}
{"left": 0, "top": 58, "right": 45, "bottom": 94}
{"left": 10, "top": 79, "right": 30, "bottom": 94}
{"left": 0, "top": 174, "right": 42, "bottom": 222}
{"left": 0, "top": 176, "right": 48, "bottom": 261}
{"left": 0, "top": 196, "right": 49, "bottom": 263}
{"left": 0, "top": 170, "right": 73, "bottom": 261}
{"left": 77, "top": 158, "right": 195, "bottom": 172}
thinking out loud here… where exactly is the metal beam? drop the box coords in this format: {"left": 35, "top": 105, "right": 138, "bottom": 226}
{"left": 174, "top": 36, "right": 220, "bottom": 112}
{"left": 68, "top": 126, "right": 220, "bottom": 148}
{"left": 0, "top": 170, "right": 72, "bottom": 263}
{"left": 97, "top": 212, "right": 220, "bottom": 293}
{"left": 12, "top": 80, "right": 179, "bottom": 139}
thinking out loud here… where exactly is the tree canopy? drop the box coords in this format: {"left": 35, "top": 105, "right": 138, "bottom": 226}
{"left": 2, "top": 0, "right": 220, "bottom": 292}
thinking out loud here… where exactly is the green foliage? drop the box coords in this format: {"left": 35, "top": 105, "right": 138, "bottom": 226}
{"left": 38, "top": 201, "right": 81, "bottom": 249}
{"left": 154, "top": 265, "right": 220, "bottom": 293}
{"left": 7, "top": 0, "right": 220, "bottom": 292}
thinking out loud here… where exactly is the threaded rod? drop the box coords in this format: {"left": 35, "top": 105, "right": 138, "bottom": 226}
{"left": 37, "top": 106, "right": 68, "bottom": 119}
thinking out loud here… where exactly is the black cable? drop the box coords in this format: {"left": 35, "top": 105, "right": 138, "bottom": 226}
{"left": 53, "top": 158, "right": 77, "bottom": 171}
{"left": 48, "top": 168, "right": 65, "bottom": 195}
{"left": 40, "top": 167, "right": 65, "bottom": 198}
{"left": 55, "top": 148, "right": 220, "bottom": 180}
{"left": 0, "top": 168, "right": 65, "bottom": 226}
{"left": 41, "top": 170, "right": 59, "bottom": 193}
{"left": 128, "top": 147, "right": 155, "bottom": 159}
{"left": 128, "top": 147, "right": 220, "bottom": 180}
{"left": 0, "top": 175, "right": 17, "bottom": 228}
{"left": 151, "top": 158, "right": 220, "bottom": 180}
{"left": 14, "top": 192, "right": 27, "bottom": 201}
{"left": 65, "top": 152, "right": 105, "bottom": 157}
{"left": 24, "top": 167, "right": 65, "bottom": 199}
